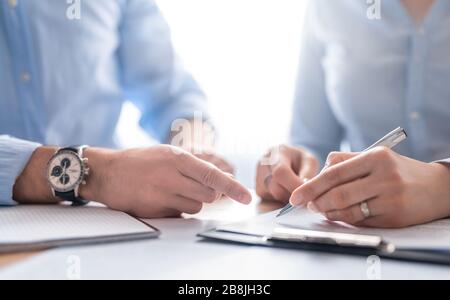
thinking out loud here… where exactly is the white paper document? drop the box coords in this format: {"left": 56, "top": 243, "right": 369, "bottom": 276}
{"left": 217, "top": 208, "right": 450, "bottom": 250}
{"left": 0, "top": 205, "right": 158, "bottom": 253}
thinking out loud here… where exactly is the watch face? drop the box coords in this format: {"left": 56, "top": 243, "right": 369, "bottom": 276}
{"left": 47, "top": 150, "right": 84, "bottom": 192}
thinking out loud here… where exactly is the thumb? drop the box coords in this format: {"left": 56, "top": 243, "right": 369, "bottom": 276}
{"left": 324, "top": 152, "right": 359, "bottom": 169}
{"left": 298, "top": 154, "right": 319, "bottom": 180}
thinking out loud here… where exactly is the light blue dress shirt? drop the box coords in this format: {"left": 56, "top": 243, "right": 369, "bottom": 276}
{"left": 291, "top": 0, "right": 450, "bottom": 167}
{"left": 0, "top": 0, "right": 208, "bottom": 205}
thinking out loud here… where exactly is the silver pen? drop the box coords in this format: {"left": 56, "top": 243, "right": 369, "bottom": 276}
{"left": 276, "top": 127, "right": 408, "bottom": 218}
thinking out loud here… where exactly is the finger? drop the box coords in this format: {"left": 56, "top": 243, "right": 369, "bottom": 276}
{"left": 324, "top": 152, "right": 359, "bottom": 169}
{"left": 268, "top": 181, "right": 291, "bottom": 203}
{"left": 197, "top": 154, "right": 235, "bottom": 174}
{"left": 299, "top": 153, "right": 320, "bottom": 180}
{"left": 256, "top": 164, "right": 273, "bottom": 200}
{"left": 313, "top": 176, "right": 379, "bottom": 213}
{"left": 324, "top": 199, "right": 377, "bottom": 225}
{"left": 355, "top": 210, "right": 408, "bottom": 228}
{"left": 356, "top": 215, "right": 406, "bottom": 229}
{"left": 290, "top": 152, "right": 374, "bottom": 206}
{"left": 177, "top": 176, "right": 221, "bottom": 204}
{"left": 178, "top": 153, "right": 251, "bottom": 204}
{"left": 132, "top": 205, "right": 181, "bottom": 219}
{"left": 271, "top": 162, "right": 303, "bottom": 193}
{"left": 170, "top": 195, "right": 204, "bottom": 215}
{"left": 324, "top": 197, "right": 388, "bottom": 227}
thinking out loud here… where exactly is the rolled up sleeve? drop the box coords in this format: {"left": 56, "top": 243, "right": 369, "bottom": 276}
{"left": 0, "top": 136, "right": 41, "bottom": 206}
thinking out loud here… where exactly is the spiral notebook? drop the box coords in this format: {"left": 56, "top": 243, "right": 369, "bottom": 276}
{"left": 0, "top": 204, "right": 160, "bottom": 254}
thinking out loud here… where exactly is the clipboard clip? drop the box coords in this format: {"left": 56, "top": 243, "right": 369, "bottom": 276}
{"left": 267, "top": 227, "right": 396, "bottom": 253}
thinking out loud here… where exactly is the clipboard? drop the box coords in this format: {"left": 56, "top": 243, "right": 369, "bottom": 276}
{"left": 198, "top": 226, "right": 450, "bottom": 266}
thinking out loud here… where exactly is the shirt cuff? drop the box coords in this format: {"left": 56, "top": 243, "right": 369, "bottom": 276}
{"left": 435, "top": 158, "right": 450, "bottom": 165}
{"left": 0, "top": 136, "right": 41, "bottom": 206}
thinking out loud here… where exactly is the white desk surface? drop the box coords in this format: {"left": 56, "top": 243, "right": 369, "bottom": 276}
{"left": 1, "top": 196, "right": 450, "bottom": 280}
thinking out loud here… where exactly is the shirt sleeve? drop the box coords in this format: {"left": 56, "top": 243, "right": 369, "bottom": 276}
{"left": 436, "top": 158, "right": 450, "bottom": 165}
{"left": 289, "top": 1, "right": 344, "bottom": 166}
{"left": 0, "top": 136, "right": 41, "bottom": 206}
{"left": 118, "top": 0, "right": 209, "bottom": 143}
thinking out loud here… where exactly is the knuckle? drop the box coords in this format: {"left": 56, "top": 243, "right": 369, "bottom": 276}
{"left": 341, "top": 209, "right": 356, "bottom": 224}
{"left": 329, "top": 197, "right": 342, "bottom": 211}
{"left": 372, "top": 146, "right": 394, "bottom": 161}
{"left": 272, "top": 164, "right": 287, "bottom": 180}
{"left": 323, "top": 166, "right": 342, "bottom": 186}
{"left": 389, "top": 168, "right": 403, "bottom": 183}
{"left": 176, "top": 149, "right": 191, "bottom": 161}
{"left": 201, "top": 167, "right": 218, "bottom": 187}
{"left": 326, "top": 152, "right": 343, "bottom": 166}
{"left": 223, "top": 180, "right": 236, "bottom": 197}
{"left": 331, "top": 189, "right": 347, "bottom": 210}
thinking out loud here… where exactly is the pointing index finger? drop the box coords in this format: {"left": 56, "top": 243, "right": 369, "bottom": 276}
{"left": 178, "top": 153, "right": 252, "bottom": 204}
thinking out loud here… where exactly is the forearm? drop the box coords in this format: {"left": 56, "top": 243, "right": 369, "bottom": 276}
{"left": 434, "top": 160, "right": 450, "bottom": 187}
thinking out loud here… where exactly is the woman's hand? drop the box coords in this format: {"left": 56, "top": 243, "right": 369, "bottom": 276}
{"left": 290, "top": 147, "right": 450, "bottom": 228}
{"left": 256, "top": 145, "right": 319, "bottom": 203}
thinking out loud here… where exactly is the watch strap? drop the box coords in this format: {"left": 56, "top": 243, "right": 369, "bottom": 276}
{"left": 55, "top": 191, "right": 89, "bottom": 207}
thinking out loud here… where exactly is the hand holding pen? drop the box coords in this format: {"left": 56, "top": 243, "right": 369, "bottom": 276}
{"left": 277, "top": 127, "right": 407, "bottom": 218}
{"left": 286, "top": 128, "right": 450, "bottom": 228}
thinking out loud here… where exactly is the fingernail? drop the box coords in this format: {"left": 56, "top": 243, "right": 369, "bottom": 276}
{"left": 307, "top": 202, "right": 319, "bottom": 213}
{"left": 240, "top": 193, "right": 252, "bottom": 204}
{"left": 289, "top": 193, "right": 304, "bottom": 206}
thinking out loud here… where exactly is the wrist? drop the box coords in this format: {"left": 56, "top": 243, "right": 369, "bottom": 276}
{"left": 13, "top": 146, "right": 59, "bottom": 204}
{"left": 78, "top": 147, "right": 115, "bottom": 204}
{"left": 431, "top": 162, "right": 450, "bottom": 217}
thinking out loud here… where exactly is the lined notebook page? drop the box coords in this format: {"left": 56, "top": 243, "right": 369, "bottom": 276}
{"left": 0, "top": 205, "right": 155, "bottom": 244}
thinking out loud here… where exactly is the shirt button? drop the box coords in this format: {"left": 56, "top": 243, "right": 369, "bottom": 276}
{"left": 20, "top": 72, "right": 31, "bottom": 83}
{"left": 410, "top": 112, "right": 421, "bottom": 121}
{"left": 8, "top": 0, "right": 18, "bottom": 8}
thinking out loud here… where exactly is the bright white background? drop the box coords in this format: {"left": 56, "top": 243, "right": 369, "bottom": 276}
{"left": 116, "top": 0, "right": 309, "bottom": 187}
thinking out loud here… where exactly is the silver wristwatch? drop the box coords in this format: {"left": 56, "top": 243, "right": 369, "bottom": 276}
{"left": 46, "top": 146, "right": 90, "bottom": 206}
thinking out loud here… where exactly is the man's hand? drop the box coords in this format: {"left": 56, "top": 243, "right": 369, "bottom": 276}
{"left": 193, "top": 153, "right": 234, "bottom": 175}
{"left": 255, "top": 145, "right": 319, "bottom": 203}
{"left": 14, "top": 145, "right": 252, "bottom": 218}
{"left": 290, "top": 147, "right": 450, "bottom": 228}
{"left": 167, "top": 119, "right": 235, "bottom": 174}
